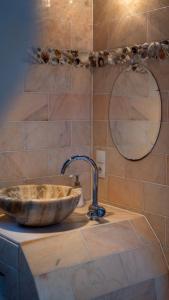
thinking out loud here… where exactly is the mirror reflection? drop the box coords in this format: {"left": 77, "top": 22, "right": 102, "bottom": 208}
{"left": 109, "top": 68, "right": 161, "bottom": 160}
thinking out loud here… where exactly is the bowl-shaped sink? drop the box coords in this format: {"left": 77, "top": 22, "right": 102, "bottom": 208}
{"left": 0, "top": 184, "right": 80, "bottom": 227}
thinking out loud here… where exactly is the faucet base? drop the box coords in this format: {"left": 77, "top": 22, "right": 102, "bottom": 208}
{"left": 87, "top": 204, "right": 106, "bottom": 220}
{"left": 61, "top": 155, "right": 106, "bottom": 220}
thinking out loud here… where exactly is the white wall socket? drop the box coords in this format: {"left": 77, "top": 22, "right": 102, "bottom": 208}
{"left": 96, "top": 150, "right": 106, "bottom": 178}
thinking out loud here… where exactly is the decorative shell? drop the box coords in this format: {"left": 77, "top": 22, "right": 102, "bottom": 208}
{"left": 28, "top": 39, "right": 169, "bottom": 71}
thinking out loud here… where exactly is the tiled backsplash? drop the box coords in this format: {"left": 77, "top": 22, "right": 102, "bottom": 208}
{"left": 1, "top": 0, "right": 93, "bottom": 200}
{"left": 93, "top": 0, "right": 169, "bottom": 264}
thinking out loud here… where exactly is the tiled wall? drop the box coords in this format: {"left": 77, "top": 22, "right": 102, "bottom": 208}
{"left": 2, "top": 0, "right": 169, "bottom": 263}
{"left": 93, "top": 0, "right": 169, "bottom": 262}
{"left": 1, "top": 0, "right": 93, "bottom": 199}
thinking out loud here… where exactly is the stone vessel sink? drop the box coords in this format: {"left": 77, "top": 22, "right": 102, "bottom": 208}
{"left": 0, "top": 184, "right": 80, "bottom": 227}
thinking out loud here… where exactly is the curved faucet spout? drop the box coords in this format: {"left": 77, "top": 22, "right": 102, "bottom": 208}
{"left": 61, "top": 155, "right": 106, "bottom": 220}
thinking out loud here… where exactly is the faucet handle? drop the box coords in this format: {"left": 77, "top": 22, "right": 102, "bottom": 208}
{"left": 87, "top": 204, "right": 106, "bottom": 220}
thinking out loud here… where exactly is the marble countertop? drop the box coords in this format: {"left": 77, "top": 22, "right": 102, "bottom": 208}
{"left": 0, "top": 201, "right": 168, "bottom": 300}
{"left": 0, "top": 202, "right": 141, "bottom": 245}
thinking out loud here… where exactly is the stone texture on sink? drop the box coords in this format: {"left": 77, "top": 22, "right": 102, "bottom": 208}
{"left": 0, "top": 204, "right": 168, "bottom": 299}
{"left": 0, "top": 185, "right": 80, "bottom": 226}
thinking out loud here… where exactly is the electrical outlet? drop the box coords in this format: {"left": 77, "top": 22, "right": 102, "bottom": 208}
{"left": 96, "top": 150, "right": 106, "bottom": 178}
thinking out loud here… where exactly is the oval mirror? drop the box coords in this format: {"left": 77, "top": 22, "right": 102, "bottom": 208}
{"left": 109, "top": 68, "right": 161, "bottom": 160}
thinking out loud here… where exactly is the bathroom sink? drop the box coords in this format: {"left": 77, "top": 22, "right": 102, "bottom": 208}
{"left": 0, "top": 184, "right": 80, "bottom": 227}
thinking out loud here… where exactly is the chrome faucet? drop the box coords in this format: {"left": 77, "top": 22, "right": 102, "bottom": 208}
{"left": 61, "top": 155, "right": 106, "bottom": 220}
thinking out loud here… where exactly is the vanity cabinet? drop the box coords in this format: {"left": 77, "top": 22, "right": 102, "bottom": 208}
{"left": 0, "top": 204, "right": 168, "bottom": 300}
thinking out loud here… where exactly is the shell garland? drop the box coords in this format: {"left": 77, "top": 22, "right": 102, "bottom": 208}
{"left": 29, "top": 40, "right": 169, "bottom": 70}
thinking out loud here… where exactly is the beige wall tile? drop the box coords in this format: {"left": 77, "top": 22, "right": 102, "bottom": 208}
{"left": 0, "top": 179, "right": 25, "bottom": 189}
{"left": 72, "top": 121, "right": 91, "bottom": 146}
{"left": 125, "top": 154, "right": 166, "bottom": 184}
{"left": 0, "top": 151, "right": 48, "bottom": 180}
{"left": 107, "top": 14, "right": 147, "bottom": 49}
{"left": 107, "top": 124, "right": 115, "bottom": 147}
{"left": 98, "top": 178, "right": 108, "bottom": 203}
{"left": 94, "top": 0, "right": 150, "bottom": 24}
{"left": 37, "top": 1, "right": 73, "bottom": 47}
{"left": 71, "top": 23, "right": 92, "bottom": 51}
{"left": 24, "top": 121, "right": 71, "bottom": 150}
{"left": 48, "top": 121, "right": 71, "bottom": 148}
{"left": 39, "top": 0, "right": 92, "bottom": 51}
{"left": 71, "top": 67, "right": 92, "bottom": 95}
{"left": 49, "top": 94, "right": 91, "bottom": 120}
{"left": 145, "top": 212, "right": 165, "bottom": 245}
{"left": 93, "top": 94, "right": 109, "bottom": 121}
{"left": 106, "top": 148, "right": 126, "bottom": 177}
{"left": 22, "top": 150, "right": 49, "bottom": 179}
{"left": 48, "top": 147, "right": 71, "bottom": 175}
{"left": 6, "top": 92, "right": 48, "bottom": 121}
{"left": 94, "top": 0, "right": 169, "bottom": 25}
{"left": 148, "top": 60, "right": 169, "bottom": 92}
{"left": 93, "top": 65, "right": 122, "bottom": 94}
{"left": 152, "top": 122, "right": 169, "bottom": 155}
{"left": 39, "top": 0, "right": 71, "bottom": 21}
{"left": 0, "top": 124, "right": 24, "bottom": 151}
{"left": 39, "top": 0, "right": 92, "bottom": 24}
{"left": 131, "top": 217, "right": 157, "bottom": 245}
{"left": 94, "top": 0, "right": 114, "bottom": 25}
{"left": 161, "top": 92, "right": 168, "bottom": 122}
{"left": 24, "top": 122, "right": 48, "bottom": 150}
{"left": 70, "top": 0, "right": 92, "bottom": 25}
{"left": 108, "top": 176, "right": 143, "bottom": 212}
{"left": 148, "top": 7, "right": 169, "bottom": 42}
{"left": 93, "top": 22, "right": 108, "bottom": 51}
{"left": 48, "top": 146, "right": 91, "bottom": 175}
{"left": 93, "top": 121, "right": 107, "bottom": 147}
{"left": 24, "top": 65, "right": 71, "bottom": 94}
{"left": 40, "top": 17, "right": 71, "bottom": 48}
{"left": 94, "top": 0, "right": 150, "bottom": 25}
{"left": 0, "top": 152, "right": 24, "bottom": 180}
{"left": 164, "top": 247, "right": 169, "bottom": 266}
{"left": 142, "top": 0, "right": 169, "bottom": 10}
{"left": 144, "top": 182, "right": 169, "bottom": 217}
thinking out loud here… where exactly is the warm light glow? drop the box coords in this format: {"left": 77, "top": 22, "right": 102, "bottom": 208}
{"left": 43, "top": 0, "right": 51, "bottom": 7}
{"left": 122, "top": 0, "right": 133, "bottom": 4}
{"left": 69, "top": 0, "right": 73, "bottom": 4}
